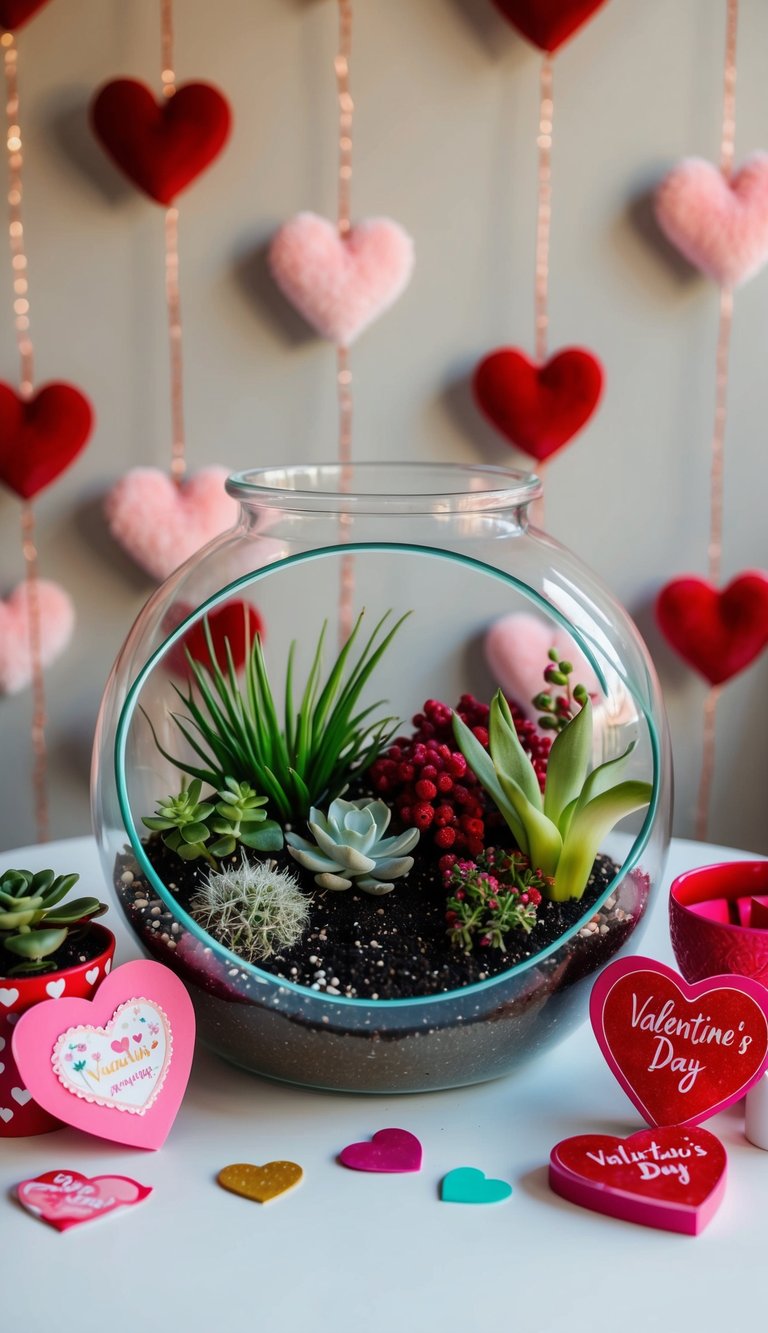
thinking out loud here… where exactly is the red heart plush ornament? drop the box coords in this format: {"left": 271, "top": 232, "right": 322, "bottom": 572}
{"left": 656, "top": 572, "right": 768, "bottom": 685}
{"left": 492, "top": 0, "right": 609, "bottom": 53}
{"left": 473, "top": 347, "right": 603, "bottom": 461}
{"left": 0, "top": 1, "right": 50, "bottom": 28}
{"left": 165, "top": 600, "right": 264, "bottom": 677}
{"left": 0, "top": 382, "right": 92, "bottom": 500}
{"left": 90, "top": 79, "right": 231, "bottom": 205}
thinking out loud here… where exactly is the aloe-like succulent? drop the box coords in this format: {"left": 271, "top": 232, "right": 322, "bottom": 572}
{"left": 286, "top": 797, "right": 420, "bottom": 895}
{"left": 0, "top": 869, "right": 106, "bottom": 975}
{"left": 453, "top": 689, "right": 652, "bottom": 902}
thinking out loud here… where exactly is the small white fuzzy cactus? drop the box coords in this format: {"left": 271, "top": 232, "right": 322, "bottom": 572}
{"left": 285, "top": 797, "right": 419, "bottom": 895}
{"left": 191, "top": 855, "right": 310, "bottom": 962}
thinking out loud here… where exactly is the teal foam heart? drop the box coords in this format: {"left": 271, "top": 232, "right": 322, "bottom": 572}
{"left": 440, "top": 1167, "right": 513, "bottom": 1205}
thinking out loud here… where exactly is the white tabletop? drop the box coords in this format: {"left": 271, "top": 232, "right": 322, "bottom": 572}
{"left": 3, "top": 835, "right": 767, "bottom": 1333}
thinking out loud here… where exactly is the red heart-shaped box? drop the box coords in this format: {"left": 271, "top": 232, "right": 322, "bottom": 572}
{"left": 590, "top": 955, "right": 768, "bottom": 1127}
{"left": 550, "top": 1126, "right": 726, "bottom": 1235}
{"left": 12, "top": 960, "right": 195, "bottom": 1149}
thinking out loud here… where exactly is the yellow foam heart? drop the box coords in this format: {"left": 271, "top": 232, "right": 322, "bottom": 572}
{"left": 217, "top": 1161, "right": 303, "bottom": 1204}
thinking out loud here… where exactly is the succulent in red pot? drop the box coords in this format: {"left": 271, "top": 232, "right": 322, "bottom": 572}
{"left": 0, "top": 868, "right": 114, "bottom": 1137}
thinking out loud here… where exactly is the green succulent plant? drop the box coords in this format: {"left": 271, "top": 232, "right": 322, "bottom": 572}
{"left": 286, "top": 797, "right": 420, "bottom": 895}
{"left": 0, "top": 869, "right": 106, "bottom": 975}
{"left": 453, "top": 689, "right": 652, "bottom": 902}
{"left": 208, "top": 778, "right": 283, "bottom": 857}
{"left": 145, "top": 609, "right": 409, "bottom": 824}
{"left": 143, "top": 777, "right": 284, "bottom": 866}
{"left": 142, "top": 779, "right": 218, "bottom": 866}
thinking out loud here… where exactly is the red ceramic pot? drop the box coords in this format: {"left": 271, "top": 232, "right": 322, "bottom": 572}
{"left": 670, "top": 861, "right": 768, "bottom": 984}
{"left": 0, "top": 923, "right": 116, "bottom": 1137}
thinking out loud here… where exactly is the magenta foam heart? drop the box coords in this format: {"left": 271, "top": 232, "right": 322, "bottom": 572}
{"left": 12, "top": 960, "right": 195, "bottom": 1149}
{"left": 339, "top": 1127, "right": 422, "bottom": 1173}
{"left": 105, "top": 466, "right": 238, "bottom": 582}
{"left": 269, "top": 212, "right": 414, "bottom": 345}
{"left": 17, "top": 1169, "right": 152, "bottom": 1232}
{"left": 590, "top": 956, "right": 768, "bottom": 1127}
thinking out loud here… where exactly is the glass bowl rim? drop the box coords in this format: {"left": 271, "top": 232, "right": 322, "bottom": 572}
{"left": 226, "top": 461, "right": 543, "bottom": 515}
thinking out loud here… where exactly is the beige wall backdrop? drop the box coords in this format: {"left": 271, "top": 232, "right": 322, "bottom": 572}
{"left": 0, "top": 0, "right": 766, "bottom": 854}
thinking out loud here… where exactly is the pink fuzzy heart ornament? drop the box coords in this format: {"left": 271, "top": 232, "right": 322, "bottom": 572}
{"left": 105, "top": 467, "right": 238, "bottom": 582}
{"left": 268, "top": 212, "right": 414, "bottom": 345}
{"left": 0, "top": 580, "right": 74, "bottom": 695}
{"left": 485, "top": 612, "right": 600, "bottom": 721}
{"left": 655, "top": 154, "right": 768, "bottom": 287}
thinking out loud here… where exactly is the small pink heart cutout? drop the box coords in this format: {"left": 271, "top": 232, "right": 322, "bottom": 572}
{"left": 12, "top": 961, "right": 195, "bottom": 1149}
{"left": 339, "top": 1127, "right": 422, "bottom": 1173}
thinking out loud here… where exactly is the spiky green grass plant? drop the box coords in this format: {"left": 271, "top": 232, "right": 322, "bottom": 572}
{"left": 146, "top": 609, "right": 409, "bottom": 824}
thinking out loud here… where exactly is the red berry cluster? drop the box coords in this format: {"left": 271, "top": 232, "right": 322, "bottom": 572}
{"left": 369, "top": 694, "right": 551, "bottom": 858}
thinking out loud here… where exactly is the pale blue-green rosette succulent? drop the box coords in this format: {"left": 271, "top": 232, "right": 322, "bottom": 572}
{"left": 286, "top": 797, "right": 420, "bottom": 895}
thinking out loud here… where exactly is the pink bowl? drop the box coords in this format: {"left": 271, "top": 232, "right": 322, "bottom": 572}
{"left": 670, "top": 861, "right": 768, "bottom": 984}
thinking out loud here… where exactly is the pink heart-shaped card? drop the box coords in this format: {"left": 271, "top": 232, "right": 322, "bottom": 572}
{"left": 12, "top": 961, "right": 195, "bottom": 1149}
{"left": 590, "top": 956, "right": 768, "bottom": 1127}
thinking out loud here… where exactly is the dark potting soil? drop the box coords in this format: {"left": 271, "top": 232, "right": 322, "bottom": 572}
{"left": 117, "top": 838, "right": 635, "bottom": 1002}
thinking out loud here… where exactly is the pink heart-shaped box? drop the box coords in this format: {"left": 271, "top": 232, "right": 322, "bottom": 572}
{"left": 12, "top": 960, "right": 195, "bottom": 1149}
{"left": 670, "top": 861, "right": 768, "bottom": 984}
{"left": 590, "top": 955, "right": 768, "bottom": 1127}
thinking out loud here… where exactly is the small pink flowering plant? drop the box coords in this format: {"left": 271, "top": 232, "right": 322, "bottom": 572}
{"left": 441, "top": 848, "right": 549, "bottom": 953}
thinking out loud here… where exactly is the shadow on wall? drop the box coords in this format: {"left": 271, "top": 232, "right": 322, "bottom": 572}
{"left": 44, "top": 87, "right": 134, "bottom": 207}
{"left": 623, "top": 171, "right": 701, "bottom": 289}
{"left": 74, "top": 488, "right": 155, "bottom": 596}
{"left": 630, "top": 591, "right": 695, "bottom": 698}
{"left": 448, "top": 0, "right": 528, "bottom": 60}
{"left": 230, "top": 231, "right": 317, "bottom": 349}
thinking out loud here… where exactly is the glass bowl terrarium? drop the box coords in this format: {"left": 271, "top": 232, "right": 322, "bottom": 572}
{"left": 92, "top": 463, "right": 671, "bottom": 1093}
